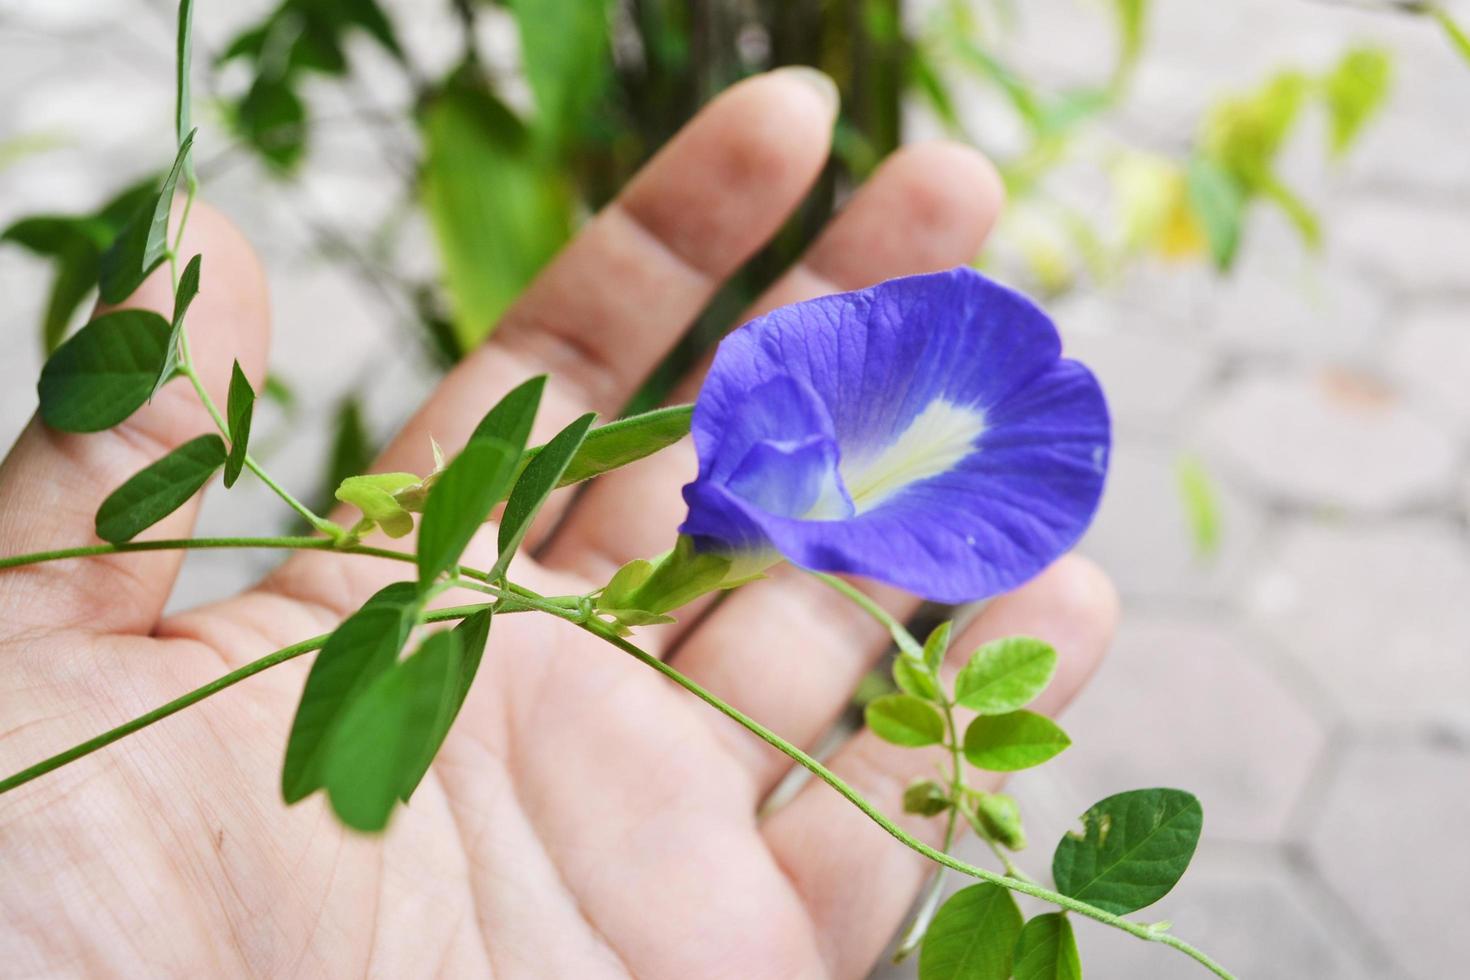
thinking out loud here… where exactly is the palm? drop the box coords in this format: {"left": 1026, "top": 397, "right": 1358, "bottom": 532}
{"left": 0, "top": 71, "right": 1113, "bottom": 978}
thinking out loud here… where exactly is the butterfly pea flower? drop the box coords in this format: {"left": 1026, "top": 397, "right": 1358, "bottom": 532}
{"left": 610, "top": 268, "right": 1109, "bottom": 618}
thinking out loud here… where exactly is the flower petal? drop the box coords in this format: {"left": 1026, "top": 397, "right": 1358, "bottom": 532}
{"left": 682, "top": 267, "right": 1110, "bottom": 602}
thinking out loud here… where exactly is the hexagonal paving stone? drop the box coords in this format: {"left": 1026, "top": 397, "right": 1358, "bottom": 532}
{"left": 1198, "top": 369, "right": 1456, "bottom": 514}
{"left": 1080, "top": 441, "right": 1266, "bottom": 604}
{"left": 1388, "top": 303, "right": 1470, "bottom": 434}
{"left": 1251, "top": 520, "right": 1470, "bottom": 726}
{"left": 1022, "top": 615, "right": 1326, "bottom": 844}
{"left": 1308, "top": 741, "right": 1470, "bottom": 980}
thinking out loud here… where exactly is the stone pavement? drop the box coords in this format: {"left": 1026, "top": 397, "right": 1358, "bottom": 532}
{"left": 3, "top": 1, "right": 1469, "bottom": 977}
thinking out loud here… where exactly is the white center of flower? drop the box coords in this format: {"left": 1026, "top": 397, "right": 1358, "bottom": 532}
{"left": 837, "top": 399, "right": 987, "bottom": 513}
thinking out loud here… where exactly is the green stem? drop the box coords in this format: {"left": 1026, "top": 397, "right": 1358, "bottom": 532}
{"left": 0, "top": 602, "right": 488, "bottom": 795}
{"left": 582, "top": 621, "right": 1234, "bottom": 980}
{"left": 811, "top": 572, "right": 924, "bottom": 659}
{"left": 177, "top": 362, "right": 342, "bottom": 539}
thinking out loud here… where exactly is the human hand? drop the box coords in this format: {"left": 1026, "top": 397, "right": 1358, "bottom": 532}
{"left": 0, "top": 69, "right": 1115, "bottom": 977}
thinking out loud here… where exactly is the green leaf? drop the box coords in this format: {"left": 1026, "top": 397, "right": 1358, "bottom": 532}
{"left": 98, "top": 129, "right": 195, "bottom": 304}
{"left": 518, "top": 404, "right": 693, "bottom": 494}
{"left": 416, "top": 438, "right": 520, "bottom": 588}
{"left": 903, "top": 779, "right": 952, "bottom": 817}
{"left": 233, "top": 75, "right": 306, "bottom": 171}
{"left": 953, "top": 637, "right": 1058, "bottom": 715}
{"left": 508, "top": 0, "right": 612, "bottom": 139}
{"left": 3, "top": 183, "right": 159, "bottom": 353}
{"left": 1052, "top": 788, "right": 1204, "bottom": 915}
{"left": 224, "top": 361, "right": 255, "bottom": 488}
{"left": 281, "top": 582, "right": 420, "bottom": 803}
{"left": 37, "top": 309, "right": 172, "bottom": 432}
{"left": 963, "top": 711, "right": 1070, "bottom": 771}
{"left": 420, "top": 73, "right": 574, "bottom": 349}
{"left": 1186, "top": 155, "right": 1245, "bottom": 271}
{"left": 1111, "top": 0, "right": 1147, "bottom": 79}
{"left": 493, "top": 412, "right": 595, "bottom": 579}
{"left": 865, "top": 693, "right": 945, "bottom": 748}
{"left": 1432, "top": 8, "right": 1470, "bottom": 68}
{"left": 176, "top": 0, "right": 196, "bottom": 184}
{"left": 325, "top": 629, "right": 461, "bottom": 832}
{"left": 1176, "top": 454, "right": 1221, "bottom": 558}
{"left": 400, "top": 609, "right": 493, "bottom": 801}
{"left": 1322, "top": 46, "right": 1392, "bottom": 157}
{"left": 2, "top": 216, "right": 111, "bottom": 351}
{"left": 893, "top": 655, "right": 941, "bottom": 702}
{"left": 470, "top": 375, "right": 546, "bottom": 449}
{"left": 923, "top": 620, "right": 952, "bottom": 673}
{"left": 1013, "top": 913, "right": 1082, "bottom": 980}
{"left": 159, "top": 252, "right": 201, "bottom": 392}
{"left": 918, "top": 883, "right": 1023, "bottom": 980}
{"left": 94, "top": 434, "right": 225, "bottom": 542}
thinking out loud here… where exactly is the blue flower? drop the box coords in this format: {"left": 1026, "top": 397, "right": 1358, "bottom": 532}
{"left": 678, "top": 267, "right": 1110, "bottom": 604}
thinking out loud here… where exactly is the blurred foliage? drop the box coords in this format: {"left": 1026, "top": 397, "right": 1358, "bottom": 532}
{"left": 1, "top": 0, "right": 1424, "bottom": 379}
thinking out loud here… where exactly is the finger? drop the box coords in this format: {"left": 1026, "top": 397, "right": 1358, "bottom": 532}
{"left": 0, "top": 202, "right": 270, "bottom": 636}
{"left": 540, "top": 140, "right": 1005, "bottom": 588}
{"left": 214, "top": 68, "right": 839, "bottom": 629}
{"left": 373, "top": 67, "right": 840, "bottom": 481}
{"left": 761, "top": 557, "right": 1118, "bottom": 979}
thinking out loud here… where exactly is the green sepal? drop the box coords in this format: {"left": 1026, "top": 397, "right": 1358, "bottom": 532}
{"left": 606, "top": 535, "right": 741, "bottom": 617}
{"left": 336, "top": 472, "right": 421, "bottom": 538}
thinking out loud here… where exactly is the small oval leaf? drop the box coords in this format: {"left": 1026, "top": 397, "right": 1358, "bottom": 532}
{"left": 865, "top": 693, "right": 945, "bottom": 748}
{"left": 38, "top": 309, "right": 172, "bottom": 432}
{"left": 94, "top": 434, "right": 225, "bottom": 543}
{"left": 1052, "top": 788, "right": 1203, "bottom": 915}
{"left": 893, "top": 655, "right": 941, "bottom": 702}
{"left": 918, "top": 882, "right": 1023, "bottom": 980}
{"left": 1013, "top": 913, "right": 1081, "bottom": 980}
{"left": 962, "top": 711, "right": 1070, "bottom": 772}
{"left": 953, "top": 637, "right": 1058, "bottom": 715}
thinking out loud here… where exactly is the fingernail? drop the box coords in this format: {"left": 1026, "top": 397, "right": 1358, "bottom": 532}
{"left": 772, "top": 65, "right": 840, "bottom": 114}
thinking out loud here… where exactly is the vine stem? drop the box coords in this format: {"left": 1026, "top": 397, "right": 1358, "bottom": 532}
{"left": 0, "top": 538, "right": 1231, "bottom": 975}
{"left": 581, "top": 621, "right": 1235, "bottom": 980}
{"left": 0, "top": 603, "right": 487, "bottom": 795}
{"left": 164, "top": 174, "right": 343, "bottom": 542}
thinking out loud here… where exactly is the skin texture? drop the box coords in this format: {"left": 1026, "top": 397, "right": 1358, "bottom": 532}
{"left": 0, "top": 70, "right": 1117, "bottom": 978}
